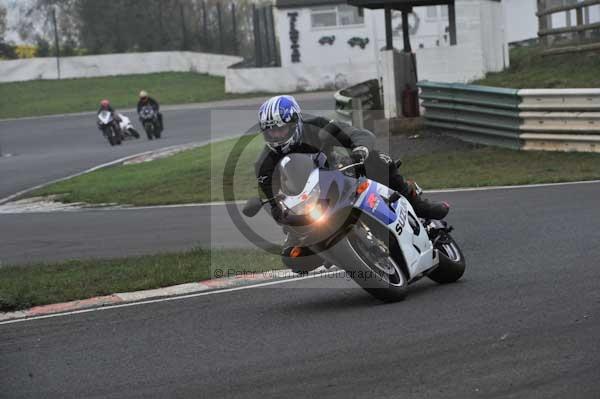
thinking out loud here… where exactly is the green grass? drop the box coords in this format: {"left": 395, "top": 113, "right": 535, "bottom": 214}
{"left": 31, "top": 134, "right": 600, "bottom": 206}
{"left": 0, "top": 72, "right": 258, "bottom": 119}
{"left": 32, "top": 134, "right": 264, "bottom": 206}
{"left": 0, "top": 248, "right": 282, "bottom": 312}
{"left": 473, "top": 46, "right": 600, "bottom": 88}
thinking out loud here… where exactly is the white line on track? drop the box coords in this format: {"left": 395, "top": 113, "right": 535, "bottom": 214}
{"left": 2, "top": 179, "right": 599, "bottom": 214}
{"left": 0, "top": 271, "right": 342, "bottom": 326}
{"left": 63, "top": 179, "right": 600, "bottom": 211}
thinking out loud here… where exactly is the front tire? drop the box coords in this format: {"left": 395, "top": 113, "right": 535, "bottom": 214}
{"left": 103, "top": 127, "right": 115, "bottom": 146}
{"left": 344, "top": 222, "right": 408, "bottom": 302}
{"left": 144, "top": 122, "right": 155, "bottom": 140}
{"left": 428, "top": 234, "right": 465, "bottom": 284}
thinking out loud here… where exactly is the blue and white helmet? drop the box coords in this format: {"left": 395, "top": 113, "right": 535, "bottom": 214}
{"left": 258, "top": 95, "right": 303, "bottom": 154}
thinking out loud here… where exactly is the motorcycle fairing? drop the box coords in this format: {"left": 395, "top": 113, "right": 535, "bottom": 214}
{"left": 355, "top": 180, "right": 438, "bottom": 279}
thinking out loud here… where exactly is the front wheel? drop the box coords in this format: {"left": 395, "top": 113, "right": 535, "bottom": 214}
{"left": 428, "top": 234, "right": 466, "bottom": 284}
{"left": 344, "top": 222, "right": 408, "bottom": 302}
{"left": 144, "top": 122, "right": 155, "bottom": 140}
{"left": 103, "top": 127, "right": 115, "bottom": 146}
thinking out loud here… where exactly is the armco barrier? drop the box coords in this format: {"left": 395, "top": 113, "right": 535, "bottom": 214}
{"left": 419, "top": 82, "right": 600, "bottom": 152}
{"left": 518, "top": 89, "right": 600, "bottom": 152}
{"left": 418, "top": 82, "right": 522, "bottom": 149}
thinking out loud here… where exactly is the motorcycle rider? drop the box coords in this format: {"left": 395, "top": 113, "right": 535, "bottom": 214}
{"left": 137, "top": 90, "right": 164, "bottom": 131}
{"left": 97, "top": 99, "right": 122, "bottom": 134}
{"left": 255, "top": 95, "right": 450, "bottom": 223}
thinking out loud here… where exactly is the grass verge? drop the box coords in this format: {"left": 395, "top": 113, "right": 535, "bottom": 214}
{"left": 0, "top": 248, "right": 282, "bottom": 312}
{"left": 473, "top": 45, "right": 600, "bottom": 88}
{"left": 0, "top": 72, "right": 261, "bottom": 119}
{"left": 31, "top": 134, "right": 600, "bottom": 206}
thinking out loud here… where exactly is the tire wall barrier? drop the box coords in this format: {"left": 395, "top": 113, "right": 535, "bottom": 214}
{"left": 419, "top": 82, "right": 600, "bottom": 152}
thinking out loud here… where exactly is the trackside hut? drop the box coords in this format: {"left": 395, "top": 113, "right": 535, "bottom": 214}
{"left": 273, "top": 0, "right": 508, "bottom": 81}
{"left": 225, "top": 0, "right": 509, "bottom": 94}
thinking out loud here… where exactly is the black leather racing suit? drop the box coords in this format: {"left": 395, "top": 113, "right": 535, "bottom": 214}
{"left": 137, "top": 97, "right": 163, "bottom": 130}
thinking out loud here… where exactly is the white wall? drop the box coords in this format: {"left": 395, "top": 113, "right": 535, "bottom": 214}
{"left": 227, "top": 0, "right": 509, "bottom": 93}
{"left": 0, "top": 51, "right": 243, "bottom": 83}
{"left": 226, "top": 62, "right": 377, "bottom": 94}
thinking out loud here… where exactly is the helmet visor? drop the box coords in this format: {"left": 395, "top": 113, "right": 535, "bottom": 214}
{"left": 262, "top": 123, "right": 296, "bottom": 146}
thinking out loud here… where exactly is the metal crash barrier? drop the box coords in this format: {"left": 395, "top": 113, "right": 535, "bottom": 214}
{"left": 419, "top": 82, "right": 600, "bottom": 152}
{"left": 334, "top": 79, "right": 383, "bottom": 129}
{"left": 418, "top": 81, "right": 522, "bottom": 149}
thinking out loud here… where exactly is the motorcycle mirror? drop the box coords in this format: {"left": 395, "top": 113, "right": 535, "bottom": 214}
{"left": 242, "top": 197, "right": 264, "bottom": 218}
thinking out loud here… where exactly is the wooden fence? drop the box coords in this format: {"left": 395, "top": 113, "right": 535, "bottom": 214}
{"left": 537, "top": 0, "right": 600, "bottom": 55}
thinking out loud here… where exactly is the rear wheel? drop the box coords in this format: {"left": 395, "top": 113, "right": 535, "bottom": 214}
{"left": 428, "top": 234, "right": 465, "bottom": 284}
{"left": 345, "top": 221, "right": 408, "bottom": 302}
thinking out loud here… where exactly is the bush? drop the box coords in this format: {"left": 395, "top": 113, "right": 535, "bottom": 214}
{"left": 0, "top": 41, "right": 16, "bottom": 59}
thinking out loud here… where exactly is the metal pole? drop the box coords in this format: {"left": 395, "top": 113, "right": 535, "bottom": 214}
{"left": 201, "top": 0, "right": 208, "bottom": 51}
{"left": 231, "top": 3, "right": 238, "bottom": 55}
{"left": 217, "top": 2, "right": 224, "bottom": 53}
{"left": 401, "top": 11, "right": 412, "bottom": 52}
{"left": 448, "top": 0, "right": 457, "bottom": 46}
{"left": 262, "top": 6, "right": 272, "bottom": 65}
{"left": 253, "top": 4, "right": 263, "bottom": 67}
{"left": 384, "top": 8, "right": 393, "bottom": 50}
{"left": 267, "top": 6, "right": 279, "bottom": 66}
{"left": 51, "top": 7, "right": 61, "bottom": 79}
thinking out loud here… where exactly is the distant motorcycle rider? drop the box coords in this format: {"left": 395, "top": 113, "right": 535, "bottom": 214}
{"left": 255, "top": 95, "right": 450, "bottom": 222}
{"left": 137, "top": 90, "right": 164, "bottom": 131}
{"left": 97, "top": 99, "right": 122, "bottom": 132}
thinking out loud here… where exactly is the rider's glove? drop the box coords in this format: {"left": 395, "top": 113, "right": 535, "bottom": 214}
{"left": 351, "top": 146, "right": 369, "bottom": 163}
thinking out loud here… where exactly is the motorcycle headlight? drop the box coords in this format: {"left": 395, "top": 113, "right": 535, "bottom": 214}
{"left": 288, "top": 185, "right": 321, "bottom": 216}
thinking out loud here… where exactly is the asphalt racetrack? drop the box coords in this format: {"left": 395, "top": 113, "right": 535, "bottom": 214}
{"left": 0, "top": 95, "right": 599, "bottom": 398}
{"left": 0, "top": 93, "right": 333, "bottom": 200}
{"left": 1, "top": 181, "right": 599, "bottom": 398}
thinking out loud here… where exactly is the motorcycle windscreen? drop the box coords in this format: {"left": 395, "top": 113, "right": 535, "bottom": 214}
{"left": 277, "top": 153, "right": 316, "bottom": 196}
{"left": 98, "top": 111, "right": 112, "bottom": 123}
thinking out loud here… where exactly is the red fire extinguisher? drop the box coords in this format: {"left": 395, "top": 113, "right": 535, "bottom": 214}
{"left": 402, "top": 84, "right": 420, "bottom": 118}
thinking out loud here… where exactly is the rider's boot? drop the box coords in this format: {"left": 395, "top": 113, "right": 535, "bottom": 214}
{"left": 404, "top": 179, "right": 449, "bottom": 220}
{"left": 368, "top": 152, "right": 449, "bottom": 221}
{"left": 390, "top": 175, "right": 449, "bottom": 220}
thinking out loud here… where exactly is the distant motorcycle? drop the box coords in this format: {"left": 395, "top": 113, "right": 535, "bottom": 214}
{"left": 139, "top": 105, "right": 161, "bottom": 140}
{"left": 97, "top": 110, "right": 122, "bottom": 146}
{"left": 117, "top": 114, "right": 141, "bottom": 140}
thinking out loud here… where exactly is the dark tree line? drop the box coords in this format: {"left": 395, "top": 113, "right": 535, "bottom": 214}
{"left": 11, "top": 0, "right": 270, "bottom": 60}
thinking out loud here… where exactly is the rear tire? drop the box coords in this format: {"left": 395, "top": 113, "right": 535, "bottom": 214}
{"left": 344, "top": 222, "right": 408, "bottom": 302}
{"left": 428, "top": 234, "right": 466, "bottom": 284}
